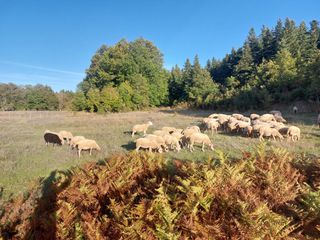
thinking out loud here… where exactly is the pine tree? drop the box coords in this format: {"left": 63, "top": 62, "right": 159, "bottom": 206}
{"left": 168, "top": 65, "right": 184, "bottom": 104}
{"left": 261, "top": 26, "right": 276, "bottom": 60}
{"left": 235, "top": 43, "right": 255, "bottom": 85}
{"left": 247, "top": 28, "right": 262, "bottom": 64}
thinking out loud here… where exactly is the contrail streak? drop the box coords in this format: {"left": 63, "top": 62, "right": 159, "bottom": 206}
{"left": 0, "top": 60, "right": 84, "bottom": 76}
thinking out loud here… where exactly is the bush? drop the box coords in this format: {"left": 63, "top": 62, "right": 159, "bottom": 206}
{"left": 1, "top": 146, "right": 319, "bottom": 239}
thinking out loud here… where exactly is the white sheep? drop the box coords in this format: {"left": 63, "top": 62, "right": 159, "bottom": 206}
{"left": 59, "top": 130, "right": 73, "bottom": 144}
{"left": 171, "top": 131, "right": 184, "bottom": 146}
{"left": 69, "top": 136, "right": 86, "bottom": 149}
{"left": 227, "top": 120, "right": 240, "bottom": 132}
{"left": 145, "top": 134, "right": 168, "bottom": 151}
{"left": 252, "top": 123, "right": 271, "bottom": 137}
{"left": 206, "top": 120, "right": 220, "bottom": 135}
{"left": 44, "top": 130, "right": 64, "bottom": 146}
{"left": 259, "top": 114, "right": 276, "bottom": 122}
{"left": 132, "top": 121, "right": 153, "bottom": 137}
{"left": 232, "top": 113, "right": 244, "bottom": 120}
{"left": 240, "top": 116, "right": 251, "bottom": 124}
{"left": 76, "top": 139, "right": 101, "bottom": 158}
{"left": 274, "top": 115, "right": 287, "bottom": 123}
{"left": 218, "top": 116, "right": 230, "bottom": 131}
{"left": 181, "top": 127, "right": 201, "bottom": 148}
{"left": 208, "top": 113, "right": 219, "bottom": 118}
{"left": 235, "top": 121, "right": 251, "bottom": 135}
{"left": 250, "top": 113, "right": 260, "bottom": 120}
{"left": 161, "top": 126, "right": 176, "bottom": 133}
{"left": 163, "top": 134, "right": 181, "bottom": 152}
{"left": 287, "top": 126, "right": 301, "bottom": 141}
{"left": 188, "top": 132, "right": 214, "bottom": 152}
{"left": 135, "top": 137, "right": 163, "bottom": 153}
{"left": 270, "top": 110, "right": 282, "bottom": 116}
{"left": 259, "top": 127, "right": 284, "bottom": 141}
{"left": 242, "top": 125, "right": 253, "bottom": 137}
{"left": 186, "top": 125, "right": 201, "bottom": 132}
{"left": 153, "top": 130, "right": 169, "bottom": 137}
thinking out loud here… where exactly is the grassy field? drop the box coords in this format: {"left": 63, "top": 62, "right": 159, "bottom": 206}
{"left": 0, "top": 109, "right": 319, "bottom": 199}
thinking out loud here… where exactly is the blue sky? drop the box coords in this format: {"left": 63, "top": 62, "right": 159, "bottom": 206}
{"left": 0, "top": 0, "right": 319, "bottom": 92}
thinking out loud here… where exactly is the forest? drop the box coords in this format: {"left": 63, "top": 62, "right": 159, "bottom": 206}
{"left": 1, "top": 18, "right": 319, "bottom": 112}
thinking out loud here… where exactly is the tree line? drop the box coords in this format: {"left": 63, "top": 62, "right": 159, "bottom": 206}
{"left": 0, "top": 83, "right": 74, "bottom": 111}
{"left": 1, "top": 18, "right": 319, "bottom": 112}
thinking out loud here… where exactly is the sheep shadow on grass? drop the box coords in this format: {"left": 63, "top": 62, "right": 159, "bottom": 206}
{"left": 121, "top": 141, "right": 136, "bottom": 151}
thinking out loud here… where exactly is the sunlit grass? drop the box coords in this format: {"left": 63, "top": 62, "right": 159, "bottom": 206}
{"left": 0, "top": 109, "right": 319, "bottom": 199}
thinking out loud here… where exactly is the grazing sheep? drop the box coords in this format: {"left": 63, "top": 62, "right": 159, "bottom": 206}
{"left": 250, "top": 113, "right": 260, "bottom": 120}
{"left": 240, "top": 116, "right": 251, "bottom": 124}
{"left": 236, "top": 121, "right": 251, "bottom": 134}
{"left": 163, "top": 134, "right": 181, "bottom": 152}
{"left": 132, "top": 121, "right": 153, "bottom": 137}
{"left": 232, "top": 113, "right": 244, "bottom": 120}
{"left": 44, "top": 130, "right": 64, "bottom": 146}
{"left": 59, "top": 130, "right": 73, "bottom": 144}
{"left": 278, "top": 127, "right": 289, "bottom": 136}
{"left": 174, "top": 128, "right": 183, "bottom": 133}
{"left": 293, "top": 106, "right": 298, "bottom": 114}
{"left": 252, "top": 123, "right": 271, "bottom": 137}
{"left": 242, "top": 125, "right": 253, "bottom": 137}
{"left": 171, "top": 131, "right": 183, "bottom": 140}
{"left": 182, "top": 127, "right": 201, "bottom": 138}
{"left": 227, "top": 120, "right": 240, "bottom": 133}
{"left": 204, "top": 119, "right": 220, "bottom": 135}
{"left": 208, "top": 113, "right": 219, "bottom": 118}
{"left": 145, "top": 134, "right": 168, "bottom": 151}
{"left": 270, "top": 122, "right": 286, "bottom": 130}
{"left": 317, "top": 114, "right": 320, "bottom": 128}
{"left": 135, "top": 138, "right": 163, "bottom": 153}
{"left": 153, "top": 130, "right": 169, "bottom": 137}
{"left": 161, "top": 126, "right": 176, "bottom": 133}
{"left": 259, "top": 127, "right": 284, "bottom": 141}
{"left": 218, "top": 116, "right": 230, "bottom": 131}
{"left": 270, "top": 110, "right": 282, "bottom": 116}
{"left": 188, "top": 132, "right": 214, "bottom": 152}
{"left": 76, "top": 139, "right": 101, "bottom": 158}
{"left": 69, "top": 136, "right": 86, "bottom": 149}
{"left": 274, "top": 115, "right": 287, "bottom": 123}
{"left": 259, "top": 114, "right": 276, "bottom": 122}
{"left": 236, "top": 120, "right": 251, "bottom": 129}
{"left": 287, "top": 126, "right": 301, "bottom": 141}
{"left": 181, "top": 127, "right": 201, "bottom": 148}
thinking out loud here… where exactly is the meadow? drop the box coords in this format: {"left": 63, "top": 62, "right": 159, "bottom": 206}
{"left": 0, "top": 109, "right": 319, "bottom": 199}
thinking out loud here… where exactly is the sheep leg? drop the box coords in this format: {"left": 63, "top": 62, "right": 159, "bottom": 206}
{"left": 90, "top": 148, "right": 92, "bottom": 156}
{"left": 132, "top": 131, "right": 135, "bottom": 137}
{"left": 135, "top": 146, "right": 140, "bottom": 152}
{"left": 149, "top": 147, "right": 152, "bottom": 152}
{"left": 202, "top": 143, "right": 205, "bottom": 152}
{"left": 78, "top": 149, "right": 81, "bottom": 158}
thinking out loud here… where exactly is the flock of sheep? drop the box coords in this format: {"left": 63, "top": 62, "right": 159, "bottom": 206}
{"left": 43, "top": 130, "right": 101, "bottom": 157}
{"left": 131, "top": 110, "right": 307, "bottom": 153}
{"left": 43, "top": 109, "right": 320, "bottom": 156}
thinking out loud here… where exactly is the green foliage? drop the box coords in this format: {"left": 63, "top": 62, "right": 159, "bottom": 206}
{"left": 1, "top": 147, "right": 320, "bottom": 239}
{"left": 72, "top": 91, "right": 87, "bottom": 111}
{"left": 26, "top": 85, "right": 58, "bottom": 110}
{"left": 77, "top": 38, "right": 170, "bottom": 112}
{"left": 0, "top": 83, "right": 59, "bottom": 111}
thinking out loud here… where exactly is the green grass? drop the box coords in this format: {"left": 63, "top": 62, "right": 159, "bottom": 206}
{"left": 0, "top": 109, "right": 319, "bottom": 199}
